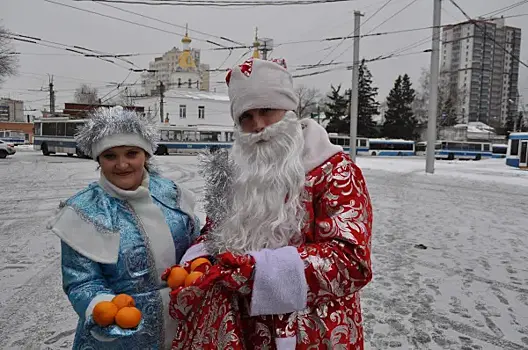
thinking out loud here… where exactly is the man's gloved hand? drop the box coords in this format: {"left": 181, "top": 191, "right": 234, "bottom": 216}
{"left": 167, "top": 252, "right": 256, "bottom": 320}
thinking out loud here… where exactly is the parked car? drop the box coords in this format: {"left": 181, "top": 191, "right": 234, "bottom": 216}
{"left": 0, "top": 140, "right": 16, "bottom": 159}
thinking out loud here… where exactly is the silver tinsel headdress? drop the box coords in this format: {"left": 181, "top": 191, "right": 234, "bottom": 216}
{"left": 75, "top": 106, "right": 159, "bottom": 159}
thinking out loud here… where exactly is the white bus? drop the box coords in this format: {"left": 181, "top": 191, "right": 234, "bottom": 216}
{"left": 365, "top": 139, "right": 415, "bottom": 156}
{"left": 155, "top": 124, "right": 234, "bottom": 155}
{"left": 417, "top": 140, "right": 492, "bottom": 160}
{"left": 327, "top": 134, "right": 369, "bottom": 154}
{"left": 33, "top": 118, "right": 87, "bottom": 156}
{"left": 0, "top": 130, "right": 27, "bottom": 145}
{"left": 34, "top": 118, "right": 236, "bottom": 156}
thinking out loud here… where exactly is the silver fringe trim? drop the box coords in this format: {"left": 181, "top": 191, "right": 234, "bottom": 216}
{"left": 197, "top": 149, "right": 235, "bottom": 255}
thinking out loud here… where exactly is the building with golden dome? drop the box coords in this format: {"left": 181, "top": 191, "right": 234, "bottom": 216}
{"left": 141, "top": 25, "right": 210, "bottom": 96}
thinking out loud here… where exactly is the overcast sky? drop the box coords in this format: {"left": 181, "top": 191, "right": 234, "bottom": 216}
{"left": 1, "top": 0, "right": 527, "bottom": 114}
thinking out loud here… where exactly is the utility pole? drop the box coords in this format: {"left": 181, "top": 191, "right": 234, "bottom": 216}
{"left": 425, "top": 0, "right": 441, "bottom": 174}
{"left": 49, "top": 75, "right": 55, "bottom": 115}
{"left": 259, "top": 38, "right": 274, "bottom": 60}
{"left": 159, "top": 81, "right": 165, "bottom": 123}
{"left": 349, "top": 11, "right": 363, "bottom": 162}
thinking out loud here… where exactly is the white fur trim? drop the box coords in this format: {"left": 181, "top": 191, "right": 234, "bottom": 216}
{"left": 301, "top": 118, "right": 343, "bottom": 173}
{"left": 276, "top": 337, "right": 297, "bottom": 350}
{"left": 249, "top": 246, "right": 308, "bottom": 316}
{"left": 48, "top": 206, "right": 121, "bottom": 264}
{"left": 125, "top": 192, "right": 176, "bottom": 284}
{"left": 86, "top": 294, "right": 116, "bottom": 342}
{"left": 177, "top": 185, "right": 196, "bottom": 220}
{"left": 179, "top": 242, "right": 208, "bottom": 264}
{"left": 91, "top": 133, "right": 153, "bottom": 160}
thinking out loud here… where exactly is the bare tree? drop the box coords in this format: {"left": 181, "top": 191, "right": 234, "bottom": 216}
{"left": 0, "top": 25, "right": 18, "bottom": 85}
{"left": 74, "top": 84, "right": 100, "bottom": 104}
{"left": 108, "top": 87, "right": 139, "bottom": 106}
{"left": 295, "top": 85, "right": 321, "bottom": 119}
{"left": 413, "top": 68, "right": 466, "bottom": 128}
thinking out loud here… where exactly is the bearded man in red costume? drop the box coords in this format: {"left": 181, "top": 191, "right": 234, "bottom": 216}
{"left": 165, "top": 57, "right": 373, "bottom": 350}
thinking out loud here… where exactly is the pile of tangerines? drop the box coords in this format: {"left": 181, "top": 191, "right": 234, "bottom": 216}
{"left": 92, "top": 294, "right": 142, "bottom": 329}
{"left": 92, "top": 258, "right": 212, "bottom": 329}
{"left": 167, "top": 257, "right": 211, "bottom": 289}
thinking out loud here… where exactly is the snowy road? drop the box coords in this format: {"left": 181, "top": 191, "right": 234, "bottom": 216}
{"left": 1, "top": 151, "right": 527, "bottom": 349}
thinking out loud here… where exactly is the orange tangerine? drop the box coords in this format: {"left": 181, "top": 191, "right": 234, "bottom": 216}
{"left": 93, "top": 301, "right": 118, "bottom": 327}
{"left": 115, "top": 306, "right": 142, "bottom": 329}
{"left": 167, "top": 267, "right": 189, "bottom": 289}
{"left": 112, "top": 294, "right": 135, "bottom": 310}
{"left": 190, "top": 258, "right": 211, "bottom": 272}
{"left": 184, "top": 271, "right": 204, "bottom": 287}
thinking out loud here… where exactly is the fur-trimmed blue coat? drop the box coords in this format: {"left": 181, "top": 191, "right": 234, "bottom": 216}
{"left": 48, "top": 172, "right": 199, "bottom": 349}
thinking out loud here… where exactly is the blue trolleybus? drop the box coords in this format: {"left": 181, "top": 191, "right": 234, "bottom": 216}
{"left": 506, "top": 132, "right": 528, "bottom": 169}
{"left": 33, "top": 118, "right": 236, "bottom": 156}
{"left": 415, "top": 140, "right": 492, "bottom": 160}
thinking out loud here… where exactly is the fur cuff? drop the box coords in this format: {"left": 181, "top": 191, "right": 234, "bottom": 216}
{"left": 179, "top": 243, "right": 209, "bottom": 264}
{"left": 249, "top": 246, "right": 308, "bottom": 316}
{"left": 86, "top": 293, "right": 116, "bottom": 342}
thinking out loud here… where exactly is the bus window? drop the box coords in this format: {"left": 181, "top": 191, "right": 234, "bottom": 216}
{"left": 435, "top": 143, "right": 441, "bottom": 150}
{"left": 57, "top": 122, "right": 66, "bottom": 136}
{"left": 168, "top": 130, "right": 175, "bottom": 141}
{"left": 468, "top": 143, "right": 481, "bottom": 151}
{"left": 510, "top": 140, "right": 519, "bottom": 156}
{"left": 43, "top": 123, "right": 57, "bottom": 136}
{"left": 492, "top": 146, "right": 507, "bottom": 155}
{"left": 199, "top": 132, "right": 220, "bottom": 142}
{"left": 0, "top": 132, "right": 4, "bottom": 137}
{"left": 175, "top": 130, "right": 184, "bottom": 141}
{"left": 415, "top": 143, "right": 426, "bottom": 152}
{"left": 359, "top": 139, "right": 367, "bottom": 147}
{"left": 34, "top": 122, "right": 42, "bottom": 136}
{"left": 160, "top": 130, "right": 169, "bottom": 141}
{"left": 66, "top": 123, "right": 77, "bottom": 137}
{"left": 482, "top": 144, "right": 490, "bottom": 152}
{"left": 183, "top": 131, "right": 197, "bottom": 141}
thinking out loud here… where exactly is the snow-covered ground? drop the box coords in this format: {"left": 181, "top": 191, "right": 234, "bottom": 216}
{"left": 1, "top": 151, "right": 527, "bottom": 350}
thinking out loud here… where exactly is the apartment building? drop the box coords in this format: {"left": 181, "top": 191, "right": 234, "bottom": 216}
{"left": 441, "top": 17, "right": 521, "bottom": 125}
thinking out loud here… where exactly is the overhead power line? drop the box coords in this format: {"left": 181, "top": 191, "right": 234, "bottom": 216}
{"left": 312, "top": 0, "right": 395, "bottom": 67}
{"left": 291, "top": 49, "right": 431, "bottom": 78}
{"left": 44, "top": 0, "right": 229, "bottom": 48}
{"left": 94, "top": 2, "right": 246, "bottom": 46}
{"left": 479, "top": 0, "right": 528, "bottom": 18}
{"left": 365, "top": 0, "right": 420, "bottom": 35}
{"left": 73, "top": 0, "right": 358, "bottom": 6}
{"left": 448, "top": 0, "right": 528, "bottom": 69}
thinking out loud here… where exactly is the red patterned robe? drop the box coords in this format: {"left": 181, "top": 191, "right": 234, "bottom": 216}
{"left": 173, "top": 150, "right": 373, "bottom": 349}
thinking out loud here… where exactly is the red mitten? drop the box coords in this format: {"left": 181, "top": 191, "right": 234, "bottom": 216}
{"left": 168, "top": 264, "right": 224, "bottom": 320}
{"left": 216, "top": 251, "right": 255, "bottom": 269}
{"left": 215, "top": 252, "right": 256, "bottom": 295}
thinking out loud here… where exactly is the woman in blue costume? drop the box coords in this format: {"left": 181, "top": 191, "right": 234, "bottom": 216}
{"left": 47, "top": 106, "right": 200, "bottom": 349}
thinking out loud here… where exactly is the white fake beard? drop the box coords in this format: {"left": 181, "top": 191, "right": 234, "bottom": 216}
{"left": 213, "top": 112, "right": 306, "bottom": 254}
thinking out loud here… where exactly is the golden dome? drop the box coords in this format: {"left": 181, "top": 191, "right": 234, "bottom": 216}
{"left": 182, "top": 24, "right": 192, "bottom": 45}
{"left": 252, "top": 27, "right": 260, "bottom": 59}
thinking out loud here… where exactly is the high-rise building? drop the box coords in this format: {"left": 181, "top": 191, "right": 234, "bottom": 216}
{"left": 141, "top": 26, "right": 210, "bottom": 95}
{"left": 441, "top": 17, "right": 521, "bottom": 125}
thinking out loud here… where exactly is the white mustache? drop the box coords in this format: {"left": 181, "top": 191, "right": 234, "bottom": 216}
{"left": 235, "top": 111, "right": 298, "bottom": 146}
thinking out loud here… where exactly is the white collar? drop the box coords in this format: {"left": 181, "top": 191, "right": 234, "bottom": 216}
{"left": 300, "top": 118, "right": 343, "bottom": 173}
